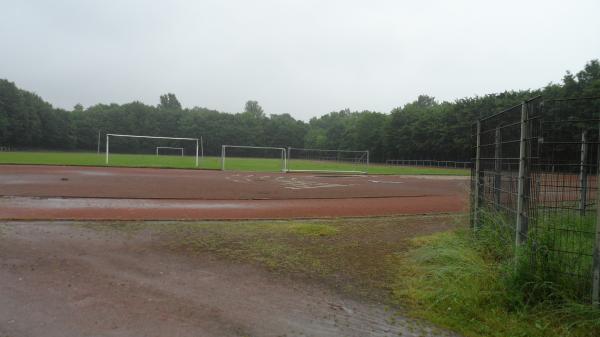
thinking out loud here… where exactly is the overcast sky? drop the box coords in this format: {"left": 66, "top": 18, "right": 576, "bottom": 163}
{"left": 1, "top": 0, "right": 599, "bottom": 120}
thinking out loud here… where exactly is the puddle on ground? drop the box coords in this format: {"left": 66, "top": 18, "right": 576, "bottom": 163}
{"left": 0, "top": 197, "right": 255, "bottom": 210}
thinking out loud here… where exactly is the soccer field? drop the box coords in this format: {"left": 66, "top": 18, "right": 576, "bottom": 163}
{"left": 0, "top": 151, "right": 470, "bottom": 175}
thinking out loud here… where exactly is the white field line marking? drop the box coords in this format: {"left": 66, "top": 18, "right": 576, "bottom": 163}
{"left": 284, "top": 185, "right": 348, "bottom": 190}
{"left": 368, "top": 180, "right": 404, "bottom": 184}
{"left": 225, "top": 175, "right": 247, "bottom": 183}
{"left": 277, "top": 178, "right": 349, "bottom": 190}
{"left": 225, "top": 175, "right": 350, "bottom": 190}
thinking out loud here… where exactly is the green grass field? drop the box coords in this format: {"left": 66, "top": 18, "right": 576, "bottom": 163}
{"left": 0, "top": 151, "right": 470, "bottom": 175}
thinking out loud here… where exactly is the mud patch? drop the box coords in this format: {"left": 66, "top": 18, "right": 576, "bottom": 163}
{"left": 0, "top": 221, "right": 458, "bottom": 337}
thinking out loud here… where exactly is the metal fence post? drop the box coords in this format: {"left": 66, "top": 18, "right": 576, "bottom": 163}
{"left": 195, "top": 139, "right": 199, "bottom": 167}
{"left": 281, "top": 148, "right": 286, "bottom": 172}
{"left": 579, "top": 130, "right": 588, "bottom": 215}
{"left": 594, "top": 123, "right": 600, "bottom": 307}
{"left": 516, "top": 102, "right": 529, "bottom": 246}
{"left": 495, "top": 127, "right": 502, "bottom": 210}
{"left": 595, "top": 211, "right": 600, "bottom": 307}
{"left": 473, "top": 120, "right": 482, "bottom": 230}
{"left": 221, "top": 145, "right": 226, "bottom": 170}
{"left": 105, "top": 134, "right": 109, "bottom": 164}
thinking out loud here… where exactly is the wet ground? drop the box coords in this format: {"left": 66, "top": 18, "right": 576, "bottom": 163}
{"left": 0, "top": 221, "right": 457, "bottom": 337}
{"left": 0, "top": 165, "right": 468, "bottom": 220}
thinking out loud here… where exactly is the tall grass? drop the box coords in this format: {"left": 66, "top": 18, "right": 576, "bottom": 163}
{"left": 393, "top": 210, "right": 600, "bottom": 337}
{"left": 511, "top": 211, "right": 596, "bottom": 304}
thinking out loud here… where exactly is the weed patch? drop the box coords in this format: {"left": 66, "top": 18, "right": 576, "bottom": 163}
{"left": 393, "top": 228, "right": 600, "bottom": 337}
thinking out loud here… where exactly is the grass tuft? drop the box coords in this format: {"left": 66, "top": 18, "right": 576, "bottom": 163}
{"left": 287, "top": 223, "right": 339, "bottom": 236}
{"left": 393, "top": 224, "right": 600, "bottom": 337}
{"left": 78, "top": 215, "right": 460, "bottom": 301}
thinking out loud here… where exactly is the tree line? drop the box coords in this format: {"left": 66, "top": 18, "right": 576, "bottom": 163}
{"left": 0, "top": 60, "right": 598, "bottom": 162}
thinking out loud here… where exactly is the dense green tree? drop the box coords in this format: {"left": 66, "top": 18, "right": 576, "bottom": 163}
{"left": 244, "top": 100, "right": 265, "bottom": 118}
{"left": 0, "top": 59, "right": 598, "bottom": 162}
{"left": 264, "top": 113, "right": 307, "bottom": 148}
{"left": 158, "top": 93, "right": 182, "bottom": 110}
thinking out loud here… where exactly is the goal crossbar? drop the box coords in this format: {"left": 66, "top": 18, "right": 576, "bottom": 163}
{"left": 288, "top": 147, "right": 367, "bottom": 154}
{"left": 221, "top": 145, "right": 287, "bottom": 172}
{"left": 107, "top": 133, "right": 198, "bottom": 141}
{"left": 106, "top": 133, "right": 201, "bottom": 166}
{"left": 223, "top": 145, "right": 285, "bottom": 151}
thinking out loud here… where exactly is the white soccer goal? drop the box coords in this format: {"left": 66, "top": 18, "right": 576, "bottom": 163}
{"left": 156, "top": 147, "right": 184, "bottom": 156}
{"left": 287, "top": 147, "right": 369, "bottom": 174}
{"left": 221, "top": 145, "right": 287, "bottom": 172}
{"left": 105, "top": 134, "right": 202, "bottom": 167}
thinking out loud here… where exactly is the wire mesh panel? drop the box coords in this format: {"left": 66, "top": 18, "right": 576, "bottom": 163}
{"left": 386, "top": 159, "right": 471, "bottom": 168}
{"left": 471, "top": 96, "right": 600, "bottom": 303}
{"left": 471, "top": 99, "right": 539, "bottom": 239}
{"left": 528, "top": 98, "right": 600, "bottom": 299}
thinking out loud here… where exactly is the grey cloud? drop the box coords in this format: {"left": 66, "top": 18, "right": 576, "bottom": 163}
{"left": 1, "top": 0, "right": 599, "bottom": 120}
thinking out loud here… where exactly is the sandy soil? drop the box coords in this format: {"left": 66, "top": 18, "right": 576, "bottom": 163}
{"left": 0, "top": 222, "right": 456, "bottom": 337}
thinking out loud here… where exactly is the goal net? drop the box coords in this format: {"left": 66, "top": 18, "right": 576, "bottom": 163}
{"left": 106, "top": 134, "right": 201, "bottom": 167}
{"left": 156, "top": 147, "right": 184, "bottom": 156}
{"left": 221, "top": 145, "right": 287, "bottom": 172}
{"left": 287, "top": 147, "right": 369, "bottom": 174}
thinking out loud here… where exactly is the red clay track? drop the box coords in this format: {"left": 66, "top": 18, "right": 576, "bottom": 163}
{"left": 0, "top": 165, "right": 469, "bottom": 220}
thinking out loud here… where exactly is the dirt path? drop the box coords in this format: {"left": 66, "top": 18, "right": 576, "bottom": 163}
{"left": 0, "top": 222, "right": 455, "bottom": 337}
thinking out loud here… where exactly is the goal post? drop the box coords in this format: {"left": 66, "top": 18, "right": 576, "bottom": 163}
{"left": 156, "top": 147, "right": 184, "bottom": 156}
{"left": 105, "top": 133, "right": 201, "bottom": 167}
{"left": 287, "top": 147, "right": 369, "bottom": 174}
{"left": 221, "top": 145, "right": 287, "bottom": 172}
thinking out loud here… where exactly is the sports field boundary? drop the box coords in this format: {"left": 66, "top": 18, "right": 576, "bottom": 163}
{"left": 0, "top": 162, "right": 469, "bottom": 176}
{"left": 0, "top": 162, "right": 219, "bottom": 171}
{"left": 0, "top": 193, "right": 447, "bottom": 201}
{"left": 0, "top": 211, "right": 466, "bottom": 222}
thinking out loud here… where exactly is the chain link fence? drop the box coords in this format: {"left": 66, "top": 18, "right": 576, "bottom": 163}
{"left": 386, "top": 159, "right": 471, "bottom": 169}
{"left": 471, "top": 96, "right": 600, "bottom": 305}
